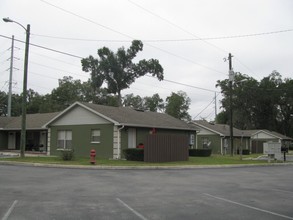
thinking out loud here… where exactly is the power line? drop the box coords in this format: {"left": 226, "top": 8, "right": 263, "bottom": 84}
{"left": 127, "top": 0, "right": 272, "bottom": 79}
{"left": 23, "top": 49, "right": 82, "bottom": 69}
{"left": 31, "top": 27, "right": 293, "bottom": 43}
{"left": 193, "top": 97, "right": 216, "bottom": 119}
{"left": 1, "top": 34, "right": 221, "bottom": 94}
{"left": 0, "top": 34, "right": 83, "bottom": 59}
{"left": 127, "top": 0, "right": 227, "bottom": 55}
{"left": 146, "top": 75, "right": 219, "bottom": 93}
{"left": 39, "top": 0, "right": 133, "bottom": 40}
{"left": 38, "top": 0, "right": 226, "bottom": 75}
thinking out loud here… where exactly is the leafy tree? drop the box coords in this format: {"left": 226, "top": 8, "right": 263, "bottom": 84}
{"left": 81, "top": 40, "right": 164, "bottom": 106}
{"left": 165, "top": 91, "right": 191, "bottom": 121}
{"left": 253, "top": 71, "right": 282, "bottom": 130}
{"left": 143, "top": 93, "right": 164, "bottom": 112}
{"left": 26, "top": 89, "right": 45, "bottom": 113}
{"left": 215, "top": 110, "right": 228, "bottom": 124}
{"left": 0, "top": 91, "right": 7, "bottom": 116}
{"left": 123, "top": 93, "right": 143, "bottom": 109}
{"left": 276, "top": 78, "right": 293, "bottom": 136}
{"left": 216, "top": 71, "right": 293, "bottom": 137}
{"left": 50, "top": 76, "right": 85, "bottom": 111}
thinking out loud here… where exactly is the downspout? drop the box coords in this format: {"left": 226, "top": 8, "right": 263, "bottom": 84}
{"left": 220, "top": 137, "right": 223, "bottom": 155}
{"left": 117, "top": 125, "right": 125, "bottom": 159}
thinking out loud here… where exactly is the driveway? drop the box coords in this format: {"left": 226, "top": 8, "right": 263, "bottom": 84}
{"left": 0, "top": 164, "right": 293, "bottom": 220}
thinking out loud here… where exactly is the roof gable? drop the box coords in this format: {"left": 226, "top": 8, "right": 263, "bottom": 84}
{"left": 48, "top": 105, "right": 112, "bottom": 126}
{"left": 192, "top": 120, "right": 249, "bottom": 137}
{"left": 251, "top": 130, "right": 293, "bottom": 140}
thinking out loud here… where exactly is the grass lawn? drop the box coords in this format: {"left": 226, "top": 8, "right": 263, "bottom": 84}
{"left": 0, "top": 154, "right": 279, "bottom": 166}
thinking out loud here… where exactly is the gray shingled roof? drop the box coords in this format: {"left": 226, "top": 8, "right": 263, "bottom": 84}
{"left": 0, "top": 102, "right": 195, "bottom": 131}
{"left": 193, "top": 120, "right": 292, "bottom": 140}
{"left": 244, "top": 129, "right": 293, "bottom": 140}
{"left": 78, "top": 102, "right": 196, "bottom": 130}
{"left": 192, "top": 120, "right": 250, "bottom": 137}
{"left": 0, "top": 112, "right": 59, "bottom": 130}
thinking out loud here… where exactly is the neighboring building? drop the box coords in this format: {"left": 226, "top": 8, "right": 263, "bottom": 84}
{"left": 0, "top": 112, "right": 59, "bottom": 152}
{"left": 191, "top": 120, "right": 250, "bottom": 154}
{"left": 192, "top": 120, "right": 293, "bottom": 154}
{"left": 243, "top": 130, "right": 293, "bottom": 153}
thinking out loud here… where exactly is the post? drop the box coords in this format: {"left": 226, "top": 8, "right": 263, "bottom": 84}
{"left": 228, "top": 53, "right": 234, "bottom": 156}
{"left": 8, "top": 35, "right": 14, "bottom": 117}
{"left": 214, "top": 92, "right": 217, "bottom": 120}
{"left": 20, "top": 24, "right": 30, "bottom": 158}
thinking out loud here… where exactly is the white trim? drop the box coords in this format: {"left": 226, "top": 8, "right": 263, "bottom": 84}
{"left": 117, "top": 125, "right": 124, "bottom": 159}
{"left": 192, "top": 121, "right": 224, "bottom": 136}
{"left": 47, "top": 128, "right": 51, "bottom": 156}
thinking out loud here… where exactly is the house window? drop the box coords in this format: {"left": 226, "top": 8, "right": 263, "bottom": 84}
{"left": 57, "top": 130, "right": 72, "bottom": 149}
{"left": 202, "top": 137, "right": 211, "bottom": 149}
{"left": 91, "top": 129, "right": 101, "bottom": 143}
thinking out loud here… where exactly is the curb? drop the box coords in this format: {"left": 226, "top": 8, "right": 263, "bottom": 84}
{"left": 0, "top": 160, "right": 292, "bottom": 170}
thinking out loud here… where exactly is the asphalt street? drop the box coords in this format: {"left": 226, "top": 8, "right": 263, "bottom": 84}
{"left": 0, "top": 164, "right": 293, "bottom": 220}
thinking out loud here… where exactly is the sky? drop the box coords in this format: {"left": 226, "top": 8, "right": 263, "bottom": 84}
{"left": 0, "top": 0, "right": 292, "bottom": 121}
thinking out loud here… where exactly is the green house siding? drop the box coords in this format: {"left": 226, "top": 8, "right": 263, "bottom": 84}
{"left": 50, "top": 124, "right": 114, "bottom": 158}
{"left": 197, "top": 134, "right": 222, "bottom": 154}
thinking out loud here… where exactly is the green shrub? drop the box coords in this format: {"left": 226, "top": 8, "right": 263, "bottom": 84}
{"left": 189, "top": 149, "right": 212, "bottom": 157}
{"left": 123, "top": 148, "right": 144, "bottom": 161}
{"left": 60, "top": 149, "right": 74, "bottom": 161}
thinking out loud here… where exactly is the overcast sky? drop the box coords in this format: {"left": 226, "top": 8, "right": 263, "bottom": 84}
{"left": 1, "top": 0, "right": 292, "bottom": 120}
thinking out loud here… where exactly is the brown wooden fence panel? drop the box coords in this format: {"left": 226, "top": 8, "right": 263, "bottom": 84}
{"left": 144, "top": 134, "right": 189, "bottom": 163}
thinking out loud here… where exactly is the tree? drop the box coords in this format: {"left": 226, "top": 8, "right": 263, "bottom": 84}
{"left": 216, "top": 71, "right": 293, "bottom": 137}
{"left": 123, "top": 93, "right": 143, "bottom": 109}
{"left": 27, "top": 89, "right": 45, "bottom": 114}
{"left": 165, "top": 91, "right": 191, "bottom": 121}
{"left": 81, "top": 40, "right": 164, "bottom": 106}
{"left": 217, "top": 73, "right": 260, "bottom": 129}
{"left": 0, "top": 91, "right": 7, "bottom": 116}
{"left": 143, "top": 93, "right": 164, "bottom": 112}
{"left": 50, "top": 76, "right": 86, "bottom": 111}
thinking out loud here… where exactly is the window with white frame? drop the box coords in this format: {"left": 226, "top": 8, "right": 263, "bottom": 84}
{"left": 91, "top": 129, "right": 101, "bottom": 143}
{"left": 57, "top": 130, "right": 72, "bottom": 149}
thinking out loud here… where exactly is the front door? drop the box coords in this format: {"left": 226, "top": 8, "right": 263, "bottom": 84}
{"left": 128, "top": 128, "right": 136, "bottom": 148}
{"left": 8, "top": 132, "right": 16, "bottom": 150}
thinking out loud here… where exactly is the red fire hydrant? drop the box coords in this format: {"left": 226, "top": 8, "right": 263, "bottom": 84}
{"left": 90, "top": 149, "right": 96, "bottom": 165}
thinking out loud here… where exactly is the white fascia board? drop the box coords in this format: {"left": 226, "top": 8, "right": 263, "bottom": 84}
{"left": 192, "top": 122, "right": 224, "bottom": 136}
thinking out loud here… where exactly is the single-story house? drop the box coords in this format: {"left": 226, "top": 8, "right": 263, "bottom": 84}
{"left": 242, "top": 130, "right": 293, "bottom": 153}
{"left": 0, "top": 112, "right": 59, "bottom": 152}
{"left": 191, "top": 120, "right": 250, "bottom": 154}
{"left": 1, "top": 102, "right": 197, "bottom": 159}
{"left": 192, "top": 120, "right": 293, "bottom": 154}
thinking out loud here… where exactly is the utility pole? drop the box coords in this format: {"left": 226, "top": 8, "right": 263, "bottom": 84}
{"left": 3, "top": 18, "right": 30, "bottom": 158}
{"left": 228, "top": 53, "right": 234, "bottom": 156}
{"left": 8, "top": 35, "right": 14, "bottom": 117}
{"left": 214, "top": 92, "right": 217, "bottom": 120}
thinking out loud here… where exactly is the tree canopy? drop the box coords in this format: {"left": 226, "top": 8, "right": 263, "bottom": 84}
{"left": 216, "top": 71, "right": 293, "bottom": 137}
{"left": 165, "top": 91, "right": 191, "bottom": 121}
{"left": 81, "top": 40, "right": 164, "bottom": 106}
